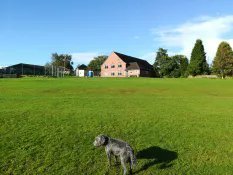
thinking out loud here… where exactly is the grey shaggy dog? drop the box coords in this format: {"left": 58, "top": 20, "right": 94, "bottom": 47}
{"left": 93, "top": 134, "right": 136, "bottom": 175}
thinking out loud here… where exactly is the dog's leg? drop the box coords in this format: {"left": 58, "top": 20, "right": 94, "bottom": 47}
{"left": 129, "top": 159, "right": 133, "bottom": 174}
{"left": 105, "top": 147, "right": 112, "bottom": 167}
{"left": 115, "top": 156, "right": 118, "bottom": 164}
{"left": 120, "top": 157, "right": 127, "bottom": 175}
{"left": 107, "top": 152, "right": 112, "bottom": 167}
{"left": 129, "top": 165, "right": 133, "bottom": 175}
{"left": 104, "top": 154, "right": 110, "bottom": 175}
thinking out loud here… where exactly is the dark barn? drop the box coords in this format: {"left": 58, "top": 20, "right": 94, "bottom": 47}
{"left": 3, "top": 63, "right": 45, "bottom": 76}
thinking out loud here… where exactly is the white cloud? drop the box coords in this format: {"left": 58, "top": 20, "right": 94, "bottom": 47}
{"left": 71, "top": 52, "right": 99, "bottom": 65}
{"left": 152, "top": 15, "right": 233, "bottom": 63}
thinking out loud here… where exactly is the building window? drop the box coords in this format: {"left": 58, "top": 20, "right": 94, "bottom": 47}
{"left": 118, "top": 64, "right": 122, "bottom": 68}
{"left": 111, "top": 72, "right": 115, "bottom": 76}
{"left": 118, "top": 72, "right": 122, "bottom": 76}
{"left": 105, "top": 65, "right": 108, "bottom": 69}
{"left": 111, "top": 65, "right": 115, "bottom": 68}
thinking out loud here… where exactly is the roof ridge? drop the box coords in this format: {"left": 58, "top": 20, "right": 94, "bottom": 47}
{"left": 114, "top": 51, "right": 147, "bottom": 62}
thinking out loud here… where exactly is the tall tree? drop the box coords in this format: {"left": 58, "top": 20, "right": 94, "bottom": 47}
{"left": 188, "top": 39, "right": 209, "bottom": 76}
{"left": 88, "top": 55, "right": 108, "bottom": 71}
{"left": 51, "top": 53, "right": 74, "bottom": 73}
{"left": 153, "top": 48, "right": 169, "bottom": 77}
{"left": 213, "top": 42, "right": 233, "bottom": 78}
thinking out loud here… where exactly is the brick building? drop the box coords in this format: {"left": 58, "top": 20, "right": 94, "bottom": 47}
{"left": 101, "top": 52, "right": 154, "bottom": 77}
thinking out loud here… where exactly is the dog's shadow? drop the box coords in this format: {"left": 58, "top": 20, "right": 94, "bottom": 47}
{"left": 135, "top": 146, "right": 178, "bottom": 174}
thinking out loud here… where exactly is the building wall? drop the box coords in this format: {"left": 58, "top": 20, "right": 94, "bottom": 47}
{"left": 101, "top": 52, "right": 127, "bottom": 77}
{"left": 140, "top": 70, "right": 150, "bottom": 77}
{"left": 127, "top": 69, "right": 140, "bottom": 77}
{"left": 76, "top": 69, "right": 86, "bottom": 77}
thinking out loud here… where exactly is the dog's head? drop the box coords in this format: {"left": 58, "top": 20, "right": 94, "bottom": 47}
{"left": 93, "top": 135, "right": 109, "bottom": 147}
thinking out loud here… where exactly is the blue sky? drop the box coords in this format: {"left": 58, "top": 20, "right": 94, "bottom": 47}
{"left": 1, "top": 0, "right": 233, "bottom": 67}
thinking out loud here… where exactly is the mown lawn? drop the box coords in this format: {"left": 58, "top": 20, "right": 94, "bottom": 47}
{"left": 0, "top": 77, "right": 233, "bottom": 175}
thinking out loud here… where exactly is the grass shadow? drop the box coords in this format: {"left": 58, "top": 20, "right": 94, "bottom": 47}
{"left": 135, "top": 146, "right": 178, "bottom": 174}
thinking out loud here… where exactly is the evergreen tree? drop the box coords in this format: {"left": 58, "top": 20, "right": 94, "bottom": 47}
{"left": 213, "top": 42, "right": 233, "bottom": 78}
{"left": 188, "top": 39, "right": 209, "bottom": 76}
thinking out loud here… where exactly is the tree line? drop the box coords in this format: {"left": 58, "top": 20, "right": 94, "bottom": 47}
{"left": 154, "top": 39, "right": 233, "bottom": 78}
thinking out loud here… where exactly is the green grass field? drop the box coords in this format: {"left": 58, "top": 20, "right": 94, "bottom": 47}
{"left": 1, "top": 77, "right": 233, "bottom": 175}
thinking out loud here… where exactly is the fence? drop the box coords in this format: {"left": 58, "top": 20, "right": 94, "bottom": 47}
{"left": 0, "top": 74, "right": 18, "bottom": 78}
{"left": 1, "top": 64, "right": 67, "bottom": 78}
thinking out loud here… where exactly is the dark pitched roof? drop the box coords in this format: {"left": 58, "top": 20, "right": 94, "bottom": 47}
{"left": 6, "top": 63, "right": 44, "bottom": 69}
{"left": 77, "top": 64, "right": 87, "bottom": 70}
{"left": 114, "top": 52, "right": 153, "bottom": 71}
